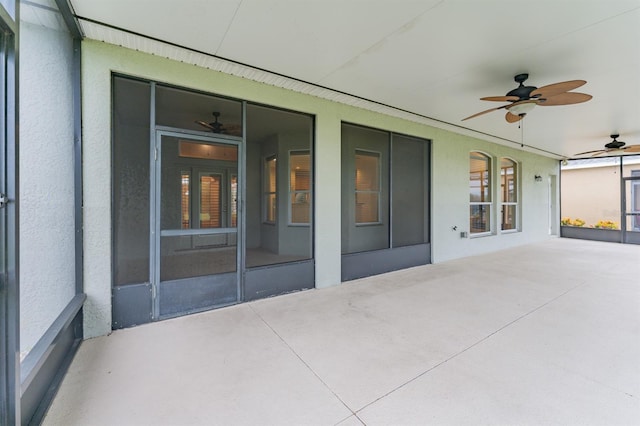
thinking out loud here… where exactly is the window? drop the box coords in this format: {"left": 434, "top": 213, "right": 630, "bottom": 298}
{"left": 470, "top": 152, "right": 491, "bottom": 234}
{"left": 230, "top": 175, "right": 238, "bottom": 228}
{"left": 264, "top": 156, "right": 277, "bottom": 223}
{"left": 181, "top": 172, "right": 191, "bottom": 229}
{"left": 199, "top": 173, "right": 222, "bottom": 228}
{"left": 341, "top": 123, "right": 429, "bottom": 256}
{"left": 290, "top": 151, "right": 311, "bottom": 224}
{"left": 500, "top": 158, "right": 518, "bottom": 231}
{"left": 355, "top": 150, "right": 381, "bottom": 224}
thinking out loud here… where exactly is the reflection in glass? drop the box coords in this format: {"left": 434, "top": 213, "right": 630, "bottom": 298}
{"left": 470, "top": 153, "right": 491, "bottom": 202}
{"left": 470, "top": 205, "right": 491, "bottom": 234}
{"left": 502, "top": 205, "right": 517, "bottom": 231}
{"left": 470, "top": 152, "right": 491, "bottom": 234}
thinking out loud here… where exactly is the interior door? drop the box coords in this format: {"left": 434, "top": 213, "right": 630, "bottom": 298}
{"left": 155, "top": 131, "right": 240, "bottom": 318}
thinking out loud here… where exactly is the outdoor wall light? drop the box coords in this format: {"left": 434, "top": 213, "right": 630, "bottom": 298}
{"left": 534, "top": 174, "right": 542, "bottom": 182}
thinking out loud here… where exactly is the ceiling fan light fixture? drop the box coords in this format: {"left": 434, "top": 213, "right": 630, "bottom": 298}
{"left": 507, "top": 101, "right": 536, "bottom": 116}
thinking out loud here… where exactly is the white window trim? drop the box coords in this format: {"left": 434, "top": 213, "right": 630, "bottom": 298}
{"left": 470, "top": 151, "right": 493, "bottom": 237}
{"left": 500, "top": 157, "right": 520, "bottom": 234}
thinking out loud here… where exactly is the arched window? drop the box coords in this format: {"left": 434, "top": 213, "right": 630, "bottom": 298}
{"left": 501, "top": 158, "right": 518, "bottom": 231}
{"left": 470, "top": 152, "right": 491, "bottom": 234}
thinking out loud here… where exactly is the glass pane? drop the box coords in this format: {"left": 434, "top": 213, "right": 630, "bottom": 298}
{"left": 200, "top": 174, "right": 222, "bottom": 228}
{"left": 266, "top": 156, "right": 277, "bottom": 192}
{"left": 161, "top": 137, "right": 237, "bottom": 231}
{"left": 246, "top": 103, "right": 313, "bottom": 267}
{"left": 160, "top": 233, "right": 236, "bottom": 281}
{"left": 181, "top": 172, "right": 190, "bottom": 229}
{"left": 341, "top": 123, "right": 390, "bottom": 254}
{"left": 264, "top": 156, "right": 277, "bottom": 223}
{"left": 561, "top": 158, "right": 620, "bottom": 229}
{"left": 355, "top": 151, "right": 380, "bottom": 191}
{"left": 290, "top": 193, "right": 310, "bottom": 223}
{"left": 392, "top": 135, "right": 428, "bottom": 247}
{"left": 231, "top": 175, "right": 238, "bottom": 227}
{"left": 356, "top": 192, "right": 379, "bottom": 223}
{"left": 501, "top": 158, "right": 517, "bottom": 202}
{"left": 502, "top": 205, "right": 517, "bottom": 230}
{"left": 265, "top": 193, "right": 277, "bottom": 223}
{"left": 470, "top": 205, "right": 491, "bottom": 234}
{"left": 113, "top": 77, "right": 151, "bottom": 286}
{"left": 156, "top": 85, "right": 242, "bottom": 136}
{"left": 290, "top": 150, "right": 311, "bottom": 224}
{"left": 470, "top": 152, "right": 491, "bottom": 202}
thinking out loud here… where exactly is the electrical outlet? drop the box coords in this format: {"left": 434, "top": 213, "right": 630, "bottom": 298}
{"left": 460, "top": 231, "right": 468, "bottom": 238}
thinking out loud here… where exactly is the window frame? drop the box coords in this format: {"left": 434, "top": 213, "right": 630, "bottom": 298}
{"left": 354, "top": 148, "right": 382, "bottom": 226}
{"left": 288, "top": 150, "right": 311, "bottom": 226}
{"left": 263, "top": 154, "right": 277, "bottom": 224}
{"left": 469, "top": 151, "right": 493, "bottom": 236}
{"left": 500, "top": 157, "right": 520, "bottom": 233}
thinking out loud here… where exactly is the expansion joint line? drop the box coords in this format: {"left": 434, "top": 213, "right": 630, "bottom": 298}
{"left": 356, "top": 280, "right": 589, "bottom": 414}
{"left": 247, "top": 304, "right": 361, "bottom": 423}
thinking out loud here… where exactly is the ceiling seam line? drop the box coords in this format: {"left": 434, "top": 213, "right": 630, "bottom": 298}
{"left": 316, "top": 0, "right": 446, "bottom": 85}
{"left": 214, "top": 0, "right": 243, "bottom": 55}
{"left": 74, "top": 15, "right": 563, "bottom": 158}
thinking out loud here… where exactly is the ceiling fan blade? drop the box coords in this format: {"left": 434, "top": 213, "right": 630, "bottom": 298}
{"left": 505, "top": 111, "right": 523, "bottom": 123}
{"left": 573, "top": 148, "right": 608, "bottom": 155}
{"left": 590, "top": 150, "right": 610, "bottom": 157}
{"left": 462, "top": 104, "right": 508, "bottom": 121}
{"left": 537, "top": 92, "right": 592, "bottom": 106}
{"left": 480, "top": 96, "right": 520, "bottom": 102}
{"left": 623, "top": 144, "right": 640, "bottom": 153}
{"left": 195, "top": 120, "right": 215, "bottom": 130}
{"left": 530, "top": 80, "right": 586, "bottom": 98}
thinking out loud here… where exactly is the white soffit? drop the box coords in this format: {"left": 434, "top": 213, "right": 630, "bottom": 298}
{"left": 79, "top": 18, "right": 539, "bottom": 155}
{"left": 70, "top": 0, "right": 243, "bottom": 55}
{"left": 70, "top": 0, "right": 640, "bottom": 158}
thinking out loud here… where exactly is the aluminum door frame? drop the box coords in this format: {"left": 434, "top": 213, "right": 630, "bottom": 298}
{"left": 152, "top": 127, "right": 244, "bottom": 319}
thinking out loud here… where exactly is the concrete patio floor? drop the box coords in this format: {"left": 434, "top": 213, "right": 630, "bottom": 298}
{"left": 43, "top": 238, "right": 640, "bottom": 425}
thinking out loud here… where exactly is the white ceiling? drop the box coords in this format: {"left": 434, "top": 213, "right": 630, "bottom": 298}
{"left": 60, "top": 0, "right": 640, "bottom": 158}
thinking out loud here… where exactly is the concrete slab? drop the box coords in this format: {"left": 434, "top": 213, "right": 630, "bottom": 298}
{"left": 43, "top": 239, "right": 640, "bottom": 425}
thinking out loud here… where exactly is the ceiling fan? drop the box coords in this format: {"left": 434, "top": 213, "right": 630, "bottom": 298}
{"left": 462, "top": 73, "right": 592, "bottom": 123}
{"left": 195, "top": 111, "right": 227, "bottom": 133}
{"left": 574, "top": 134, "right": 640, "bottom": 157}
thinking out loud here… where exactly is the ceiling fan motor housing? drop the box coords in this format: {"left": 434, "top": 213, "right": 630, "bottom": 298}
{"left": 605, "top": 135, "right": 625, "bottom": 149}
{"left": 507, "top": 74, "right": 537, "bottom": 99}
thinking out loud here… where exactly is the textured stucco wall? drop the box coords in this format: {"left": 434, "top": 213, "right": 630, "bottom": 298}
{"left": 19, "top": 22, "right": 76, "bottom": 353}
{"left": 82, "top": 40, "right": 558, "bottom": 339}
